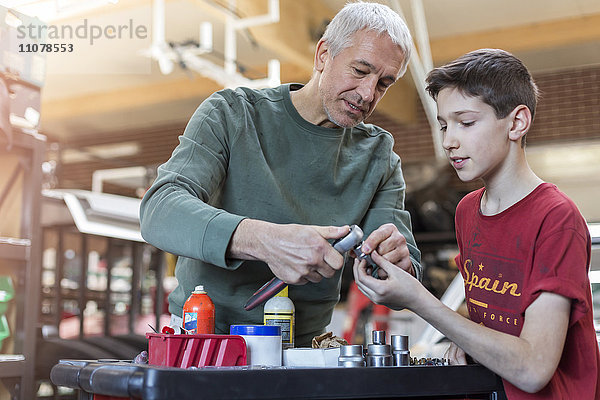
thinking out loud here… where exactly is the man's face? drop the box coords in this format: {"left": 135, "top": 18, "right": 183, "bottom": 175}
{"left": 316, "top": 30, "right": 405, "bottom": 128}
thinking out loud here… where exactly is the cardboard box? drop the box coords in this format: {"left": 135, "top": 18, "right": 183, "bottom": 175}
{"left": 283, "top": 347, "right": 341, "bottom": 367}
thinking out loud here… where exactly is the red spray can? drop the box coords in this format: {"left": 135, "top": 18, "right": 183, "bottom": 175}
{"left": 182, "top": 285, "right": 215, "bottom": 334}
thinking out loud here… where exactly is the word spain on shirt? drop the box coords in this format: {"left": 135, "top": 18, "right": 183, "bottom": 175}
{"left": 462, "top": 258, "right": 523, "bottom": 333}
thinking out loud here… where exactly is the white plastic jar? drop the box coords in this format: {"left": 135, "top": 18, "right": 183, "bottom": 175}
{"left": 230, "top": 325, "right": 282, "bottom": 366}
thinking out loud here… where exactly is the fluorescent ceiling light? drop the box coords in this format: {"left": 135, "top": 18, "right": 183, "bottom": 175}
{"left": 61, "top": 142, "right": 140, "bottom": 164}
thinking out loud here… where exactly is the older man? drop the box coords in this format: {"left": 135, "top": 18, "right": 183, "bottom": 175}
{"left": 140, "top": 1, "right": 421, "bottom": 347}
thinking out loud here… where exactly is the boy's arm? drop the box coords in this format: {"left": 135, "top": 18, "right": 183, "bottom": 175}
{"left": 420, "top": 289, "right": 569, "bottom": 393}
{"left": 354, "top": 251, "right": 570, "bottom": 394}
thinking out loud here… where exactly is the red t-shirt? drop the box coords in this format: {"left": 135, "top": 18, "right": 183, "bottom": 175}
{"left": 454, "top": 183, "right": 600, "bottom": 399}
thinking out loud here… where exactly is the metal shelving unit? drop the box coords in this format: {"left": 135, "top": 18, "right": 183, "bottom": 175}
{"left": 0, "top": 129, "right": 46, "bottom": 399}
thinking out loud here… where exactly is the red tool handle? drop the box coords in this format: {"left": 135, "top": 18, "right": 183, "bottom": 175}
{"left": 243, "top": 277, "right": 287, "bottom": 311}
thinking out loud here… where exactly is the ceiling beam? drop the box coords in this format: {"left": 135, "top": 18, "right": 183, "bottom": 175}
{"left": 234, "top": 0, "right": 336, "bottom": 72}
{"left": 431, "top": 13, "right": 600, "bottom": 63}
{"left": 41, "top": 61, "right": 312, "bottom": 122}
{"left": 42, "top": 76, "right": 222, "bottom": 120}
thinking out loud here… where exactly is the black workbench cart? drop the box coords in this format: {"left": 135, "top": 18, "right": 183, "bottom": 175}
{"left": 51, "top": 359, "right": 505, "bottom": 399}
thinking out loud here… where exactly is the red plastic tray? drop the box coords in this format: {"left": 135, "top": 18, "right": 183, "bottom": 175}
{"left": 146, "top": 333, "right": 247, "bottom": 368}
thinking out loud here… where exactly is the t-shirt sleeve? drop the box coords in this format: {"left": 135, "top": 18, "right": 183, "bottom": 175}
{"left": 522, "top": 224, "right": 590, "bottom": 326}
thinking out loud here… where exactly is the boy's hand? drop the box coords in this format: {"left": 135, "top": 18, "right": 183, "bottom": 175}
{"left": 353, "top": 249, "right": 422, "bottom": 311}
{"left": 444, "top": 342, "right": 467, "bottom": 365}
{"left": 359, "top": 223, "right": 414, "bottom": 277}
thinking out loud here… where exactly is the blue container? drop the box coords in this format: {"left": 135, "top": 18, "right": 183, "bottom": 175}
{"left": 229, "top": 325, "right": 282, "bottom": 366}
{"left": 230, "top": 325, "right": 281, "bottom": 336}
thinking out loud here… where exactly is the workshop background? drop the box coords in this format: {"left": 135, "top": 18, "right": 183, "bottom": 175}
{"left": 0, "top": 0, "right": 599, "bottom": 398}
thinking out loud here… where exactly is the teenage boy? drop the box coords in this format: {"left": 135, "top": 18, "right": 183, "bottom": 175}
{"left": 353, "top": 48, "right": 600, "bottom": 399}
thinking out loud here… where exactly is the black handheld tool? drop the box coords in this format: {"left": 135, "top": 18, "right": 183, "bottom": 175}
{"left": 243, "top": 225, "right": 365, "bottom": 311}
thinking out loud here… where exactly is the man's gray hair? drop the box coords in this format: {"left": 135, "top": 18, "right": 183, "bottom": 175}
{"left": 321, "top": 1, "right": 412, "bottom": 77}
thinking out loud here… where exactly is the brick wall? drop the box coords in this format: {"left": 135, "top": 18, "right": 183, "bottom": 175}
{"left": 530, "top": 67, "right": 600, "bottom": 143}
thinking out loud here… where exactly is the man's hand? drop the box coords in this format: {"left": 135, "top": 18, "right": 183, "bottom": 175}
{"left": 358, "top": 223, "right": 414, "bottom": 278}
{"left": 229, "top": 219, "right": 350, "bottom": 284}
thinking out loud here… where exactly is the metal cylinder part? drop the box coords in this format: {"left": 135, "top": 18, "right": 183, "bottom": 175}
{"left": 372, "top": 330, "right": 386, "bottom": 345}
{"left": 393, "top": 351, "right": 410, "bottom": 367}
{"left": 391, "top": 335, "right": 408, "bottom": 350}
{"left": 338, "top": 344, "right": 365, "bottom": 367}
{"left": 366, "top": 344, "right": 392, "bottom": 367}
{"left": 391, "top": 335, "right": 410, "bottom": 367}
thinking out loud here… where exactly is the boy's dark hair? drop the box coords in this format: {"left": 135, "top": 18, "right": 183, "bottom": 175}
{"left": 425, "top": 49, "right": 539, "bottom": 147}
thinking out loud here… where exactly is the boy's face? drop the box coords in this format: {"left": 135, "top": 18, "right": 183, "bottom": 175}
{"left": 436, "top": 87, "right": 513, "bottom": 183}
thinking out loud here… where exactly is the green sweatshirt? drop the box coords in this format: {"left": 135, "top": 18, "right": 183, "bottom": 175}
{"left": 140, "top": 84, "right": 421, "bottom": 346}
